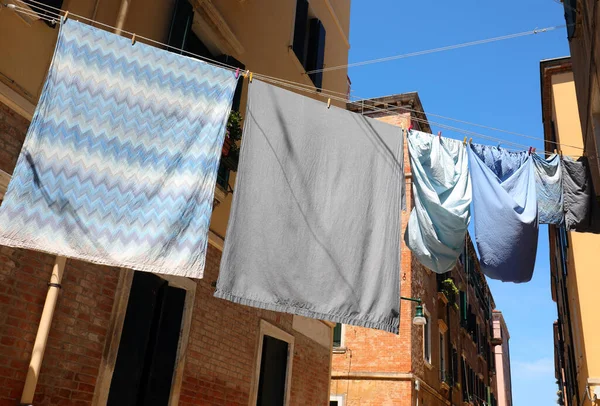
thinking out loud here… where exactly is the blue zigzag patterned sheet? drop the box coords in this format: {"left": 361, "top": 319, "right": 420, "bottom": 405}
{"left": 0, "top": 19, "right": 237, "bottom": 278}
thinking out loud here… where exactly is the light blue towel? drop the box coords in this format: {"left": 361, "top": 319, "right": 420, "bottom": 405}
{"left": 0, "top": 20, "right": 237, "bottom": 278}
{"left": 468, "top": 145, "right": 538, "bottom": 283}
{"left": 532, "top": 154, "right": 563, "bottom": 224}
{"left": 404, "top": 131, "right": 471, "bottom": 273}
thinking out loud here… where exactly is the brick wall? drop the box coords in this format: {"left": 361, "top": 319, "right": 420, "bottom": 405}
{"left": 0, "top": 247, "right": 120, "bottom": 406}
{"left": 0, "top": 100, "right": 332, "bottom": 405}
{"left": 0, "top": 102, "right": 27, "bottom": 175}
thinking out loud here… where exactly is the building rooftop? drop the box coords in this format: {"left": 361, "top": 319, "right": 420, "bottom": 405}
{"left": 346, "top": 92, "right": 432, "bottom": 134}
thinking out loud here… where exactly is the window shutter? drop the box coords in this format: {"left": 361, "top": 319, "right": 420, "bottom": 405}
{"left": 257, "top": 336, "right": 289, "bottom": 406}
{"left": 333, "top": 323, "right": 342, "bottom": 347}
{"left": 292, "top": 0, "right": 309, "bottom": 65}
{"left": 107, "top": 272, "right": 166, "bottom": 405}
{"left": 460, "top": 291, "right": 467, "bottom": 323}
{"left": 306, "top": 18, "right": 326, "bottom": 89}
{"left": 138, "top": 286, "right": 187, "bottom": 405}
{"left": 167, "top": 0, "right": 194, "bottom": 52}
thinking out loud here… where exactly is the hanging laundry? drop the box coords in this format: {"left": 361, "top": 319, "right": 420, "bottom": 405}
{"left": 0, "top": 20, "right": 237, "bottom": 278}
{"left": 468, "top": 145, "right": 538, "bottom": 283}
{"left": 404, "top": 130, "right": 471, "bottom": 273}
{"left": 562, "top": 156, "right": 600, "bottom": 233}
{"left": 532, "top": 154, "right": 564, "bottom": 224}
{"left": 215, "top": 80, "right": 404, "bottom": 333}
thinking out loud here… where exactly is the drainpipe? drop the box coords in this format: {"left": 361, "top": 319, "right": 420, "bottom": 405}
{"left": 114, "top": 0, "right": 132, "bottom": 35}
{"left": 20, "top": 256, "right": 67, "bottom": 405}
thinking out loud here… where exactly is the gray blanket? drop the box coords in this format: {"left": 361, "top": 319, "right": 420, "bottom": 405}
{"left": 215, "top": 80, "right": 404, "bottom": 333}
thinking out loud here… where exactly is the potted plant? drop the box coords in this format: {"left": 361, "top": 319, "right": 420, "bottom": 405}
{"left": 221, "top": 111, "right": 243, "bottom": 171}
{"left": 441, "top": 278, "right": 459, "bottom": 310}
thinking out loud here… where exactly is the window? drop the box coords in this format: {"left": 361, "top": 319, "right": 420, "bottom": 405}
{"left": 459, "top": 291, "right": 468, "bottom": 328}
{"left": 101, "top": 271, "right": 195, "bottom": 405}
{"left": 167, "top": 0, "right": 245, "bottom": 190}
{"left": 461, "top": 357, "right": 468, "bottom": 401}
{"left": 333, "top": 323, "right": 343, "bottom": 348}
{"left": 423, "top": 310, "right": 431, "bottom": 364}
{"left": 251, "top": 321, "right": 295, "bottom": 406}
{"left": 439, "top": 332, "right": 447, "bottom": 383}
{"left": 451, "top": 347, "right": 459, "bottom": 386}
{"left": 330, "top": 395, "right": 344, "bottom": 406}
{"left": 22, "top": 0, "right": 63, "bottom": 27}
{"left": 292, "top": 0, "right": 327, "bottom": 88}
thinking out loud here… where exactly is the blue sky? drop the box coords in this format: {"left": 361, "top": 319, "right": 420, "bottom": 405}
{"left": 348, "top": 1, "right": 570, "bottom": 405}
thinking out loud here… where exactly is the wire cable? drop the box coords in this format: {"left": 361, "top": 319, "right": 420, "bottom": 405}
{"left": 306, "top": 24, "right": 568, "bottom": 74}
{"left": 4, "top": 2, "right": 583, "bottom": 156}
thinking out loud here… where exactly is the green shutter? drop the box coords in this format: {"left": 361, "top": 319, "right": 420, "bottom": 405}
{"left": 333, "top": 323, "right": 342, "bottom": 347}
{"left": 460, "top": 291, "right": 467, "bottom": 322}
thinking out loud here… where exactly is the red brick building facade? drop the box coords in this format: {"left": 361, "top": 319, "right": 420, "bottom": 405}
{"left": 330, "top": 95, "right": 502, "bottom": 406}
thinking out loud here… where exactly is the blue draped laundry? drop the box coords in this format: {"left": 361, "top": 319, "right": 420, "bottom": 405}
{"left": 0, "top": 20, "right": 237, "bottom": 277}
{"left": 533, "top": 153, "right": 563, "bottom": 224}
{"left": 404, "top": 130, "right": 471, "bottom": 273}
{"left": 468, "top": 145, "right": 538, "bottom": 283}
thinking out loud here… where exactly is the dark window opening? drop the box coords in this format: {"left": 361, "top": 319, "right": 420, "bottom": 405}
{"left": 564, "top": 0, "right": 577, "bottom": 39}
{"left": 23, "top": 0, "right": 63, "bottom": 27}
{"left": 107, "top": 272, "right": 186, "bottom": 406}
{"left": 292, "top": 0, "right": 326, "bottom": 89}
{"left": 257, "top": 335, "right": 289, "bottom": 406}
{"left": 333, "top": 323, "right": 342, "bottom": 347}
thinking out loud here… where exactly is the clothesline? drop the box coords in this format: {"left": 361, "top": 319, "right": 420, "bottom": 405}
{"left": 6, "top": 1, "right": 584, "bottom": 157}
{"left": 259, "top": 74, "right": 584, "bottom": 157}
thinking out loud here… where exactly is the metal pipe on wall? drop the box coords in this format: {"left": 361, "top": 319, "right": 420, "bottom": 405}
{"left": 20, "top": 256, "right": 67, "bottom": 405}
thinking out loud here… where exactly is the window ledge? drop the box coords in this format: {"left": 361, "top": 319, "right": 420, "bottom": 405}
{"left": 333, "top": 347, "right": 347, "bottom": 354}
{"left": 424, "top": 360, "right": 433, "bottom": 370}
{"left": 437, "top": 292, "right": 449, "bottom": 304}
{"left": 440, "top": 382, "right": 450, "bottom": 392}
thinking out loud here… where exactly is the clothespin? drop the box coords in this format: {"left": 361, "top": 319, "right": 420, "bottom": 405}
{"left": 528, "top": 147, "right": 532, "bottom": 155}
{"left": 243, "top": 70, "right": 249, "bottom": 79}
{"left": 235, "top": 68, "right": 240, "bottom": 79}
{"left": 463, "top": 137, "right": 467, "bottom": 145}
{"left": 249, "top": 72, "right": 253, "bottom": 83}
{"left": 532, "top": 147, "right": 537, "bottom": 154}
{"left": 408, "top": 124, "right": 413, "bottom": 131}
{"left": 327, "top": 98, "right": 331, "bottom": 109}
{"left": 63, "top": 11, "right": 69, "bottom": 21}
{"left": 131, "top": 33, "right": 136, "bottom": 45}
{"left": 438, "top": 131, "right": 442, "bottom": 140}
{"left": 553, "top": 148, "right": 557, "bottom": 154}
{"left": 469, "top": 138, "right": 473, "bottom": 145}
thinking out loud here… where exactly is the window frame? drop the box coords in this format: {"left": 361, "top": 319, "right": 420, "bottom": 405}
{"left": 289, "top": 0, "right": 326, "bottom": 88}
{"left": 423, "top": 307, "right": 432, "bottom": 366}
{"left": 250, "top": 320, "right": 295, "bottom": 406}
{"left": 92, "top": 270, "right": 196, "bottom": 406}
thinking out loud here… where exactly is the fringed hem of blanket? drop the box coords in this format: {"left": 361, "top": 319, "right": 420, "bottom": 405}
{"left": 0, "top": 236, "right": 205, "bottom": 279}
{"left": 214, "top": 288, "right": 399, "bottom": 334}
